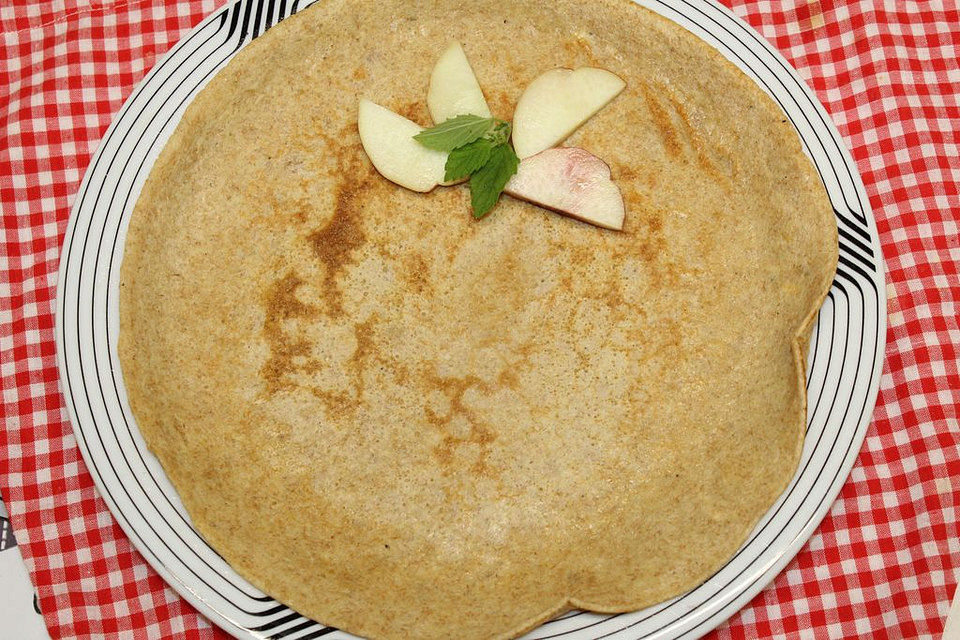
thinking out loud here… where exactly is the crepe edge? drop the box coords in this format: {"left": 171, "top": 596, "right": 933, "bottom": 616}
{"left": 114, "top": 0, "right": 842, "bottom": 636}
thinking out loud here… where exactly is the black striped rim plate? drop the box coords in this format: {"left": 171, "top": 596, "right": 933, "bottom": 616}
{"left": 54, "top": 0, "right": 886, "bottom": 638}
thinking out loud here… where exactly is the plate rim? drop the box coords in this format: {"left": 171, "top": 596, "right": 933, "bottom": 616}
{"left": 53, "top": 0, "right": 888, "bottom": 638}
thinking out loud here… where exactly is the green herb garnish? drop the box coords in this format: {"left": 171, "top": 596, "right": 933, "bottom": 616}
{"left": 414, "top": 115, "right": 520, "bottom": 219}
{"left": 469, "top": 143, "right": 520, "bottom": 218}
{"left": 413, "top": 115, "right": 496, "bottom": 151}
{"left": 445, "top": 138, "right": 494, "bottom": 182}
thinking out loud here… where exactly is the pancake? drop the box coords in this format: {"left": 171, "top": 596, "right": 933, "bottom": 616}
{"left": 118, "top": 0, "right": 838, "bottom": 638}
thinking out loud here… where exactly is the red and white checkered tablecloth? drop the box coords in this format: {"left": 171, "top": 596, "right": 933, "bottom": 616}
{"left": 1, "top": 0, "right": 958, "bottom": 638}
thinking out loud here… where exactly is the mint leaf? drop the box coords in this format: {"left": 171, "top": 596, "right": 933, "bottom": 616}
{"left": 485, "top": 120, "right": 511, "bottom": 146}
{"left": 413, "top": 115, "right": 494, "bottom": 151}
{"left": 469, "top": 143, "right": 519, "bottom": 219}
{"left": 444, "top": 138, "right": 493, "bottom": 182}
{"left": 412, "top": 114, "right": 519, "bottom": 218}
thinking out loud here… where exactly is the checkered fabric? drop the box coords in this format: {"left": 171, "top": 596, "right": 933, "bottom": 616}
{"left": 1, "top": 0, "right": 957, "bottom": 638}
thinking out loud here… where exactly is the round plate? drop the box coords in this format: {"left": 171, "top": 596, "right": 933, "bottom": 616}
{"left": 55, "top": 0, "right": 886, "bottom": 638}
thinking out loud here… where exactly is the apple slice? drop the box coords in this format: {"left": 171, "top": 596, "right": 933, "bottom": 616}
{"left": 357, "top": 99, "right": 447, "bottom": 192}
{"left": 427, "top": 42, "right": 491, "bottom": 123}
{"left": 505, "top": 147, "right": 625, "bottom": 230}
{"left": 511, "top": 68, "right": 626, "bottom": 159}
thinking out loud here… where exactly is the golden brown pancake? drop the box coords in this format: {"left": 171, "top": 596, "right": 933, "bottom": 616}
{"left": 118, "top": 0, "right": 838, "bottom": 638}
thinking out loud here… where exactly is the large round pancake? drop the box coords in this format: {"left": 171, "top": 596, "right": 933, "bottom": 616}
{"left": 118, "top": 0, "right": 838, "bottom": 638}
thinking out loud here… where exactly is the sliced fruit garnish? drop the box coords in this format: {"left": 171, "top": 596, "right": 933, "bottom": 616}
{"left": 357, "top": 98, "right": 447, "bottom": 192}
{"left": 511, "top": 68, "right": 625, "bottom": 159}
{"left": 427, "top": 42, "right": 492, "bottom": 123}
{"left": 505, "top": 147, "right": 625, "bottom": 230}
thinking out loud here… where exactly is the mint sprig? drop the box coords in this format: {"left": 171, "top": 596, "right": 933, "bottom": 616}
{"left": 445, "top": 138, "right": 494, "bottom": 182}
{"left": 469, "top": 143, "right": 519, "bottom": 218}
{"left": 414, "top": 115, "right": 520, "bottom": 219}
{"left": 413, "top": 115, "right": 495, "bottom": 151}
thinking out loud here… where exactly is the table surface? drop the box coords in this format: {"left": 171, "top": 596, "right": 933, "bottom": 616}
{"left": 1, "top": 0, "right": 958, "bottom": 638}
{"left": 0, "top": 493, "right": 51, "bottom": 640}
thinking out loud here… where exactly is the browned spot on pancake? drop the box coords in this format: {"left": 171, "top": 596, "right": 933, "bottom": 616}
{"left": 660, "top": 89, "right": 727, "bottom": 183}
{"left": 347, "top": 316, "right": 378, "bottom": 399}
{"left": 641, "top": 207, "right": 663, "bottom": 235}
{"left": 260, "top": 272, "right": 320, "bottom": 394}
{"left": 649, "top": 317, "right": 683, "bottom": 364}
{"left": 423, "top": 373, "right": 497, "bottom": 476}
{"left": 338, "top": 122, "right": 360, "bottom": 140}
{"left": 505, "top": 63, "right": 531, "bottom": 91}
{"left": 642, "top": 82, "right": 732, "bottom": 187}
{"left": 309, "top": 387, "right": 354, "bottom": 414}
{"left": 394, "top": 100, "right": 430, "bottom": 125}
{"left": 621, "top": 197, "right": 675, "bottom": 291}
{"left": 602, "top": 278, "right": 627, "bottom": 311}
{"left": 613, "top": 164, "right": 640, "bottom": 183}
{"left": 352, "top": 66, "right": 367, "bottom": 81}
{"left": 352, "top": 317, "right": 376, "bottom": 366}
{"left": 615, "top": 164, "right": 661, "bottom": 214}
{"left": 402, "top": 253, "right": 432, "bottom": 295}
{"left": 619, "top": 183, "right": 649, "bottom": 231}
{"left": 307, "top": 165, "right": 369, "bottom": 316}
{"left": 290, "top": 199, "right": 310, "bottom": 224}
{"left": 558, "top": 272, "right": 575, "bottom": 300}
{"left": 564, "top": 243, "right": 597, "bottom": 270}
{"left": 562, "top": 37, "right": 601, "bottom": 66}
{"left": 637, "top": 215, "right": 666, "bottom": 270}
{"left": 640, "top": 81, "right": 682, "bottom": 159}
{"left": 300, "top": 127, "right": 342, "bottom": 158}
{"left": 172, "top": 418, "right": 186, "bottom": 438}
{"left": 496, "top": 367, "right": 519, "bottom": 390}
{"left": 506, "top": 61, "right": 526, "bottom": 77}
{"left": 487, "top": 90, "right": 515, "bottom": 121}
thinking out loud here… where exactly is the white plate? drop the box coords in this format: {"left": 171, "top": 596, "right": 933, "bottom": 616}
{"left": 55, "top": 1, "right": 886, "bottom": 638}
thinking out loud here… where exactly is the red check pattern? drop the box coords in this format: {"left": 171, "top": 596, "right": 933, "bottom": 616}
{"left": 1, "top": 0, "right": 958, "bottom": 638}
